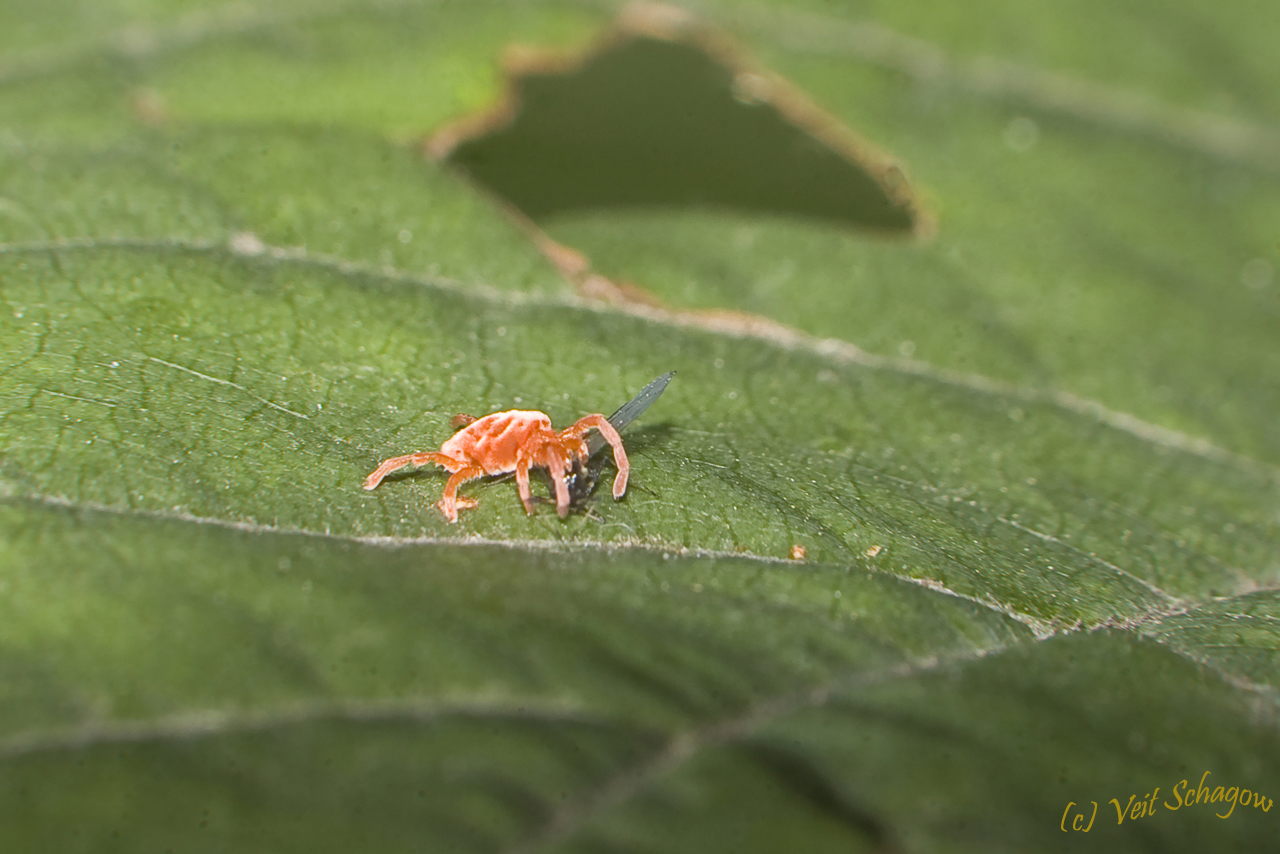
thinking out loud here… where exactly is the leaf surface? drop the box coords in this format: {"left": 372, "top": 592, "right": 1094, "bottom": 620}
{"left": 1, "top": 1, "right": 1278, "bottom": 852}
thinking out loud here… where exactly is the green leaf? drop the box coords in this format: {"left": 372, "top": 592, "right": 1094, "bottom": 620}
{"left": 1, "top": 1, "right": 1278, "bottom": 852}
{"left": 439, "top": 22, "right": 921, "bottom": 230}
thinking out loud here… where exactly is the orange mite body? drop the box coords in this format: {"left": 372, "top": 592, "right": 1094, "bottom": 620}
{"left": 362, "top": 410, "right": 629, "bottom": 523}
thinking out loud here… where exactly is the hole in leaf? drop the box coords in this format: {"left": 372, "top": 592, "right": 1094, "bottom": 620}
{"left": 430, "top": 4, "right": 928, "bottom": 235}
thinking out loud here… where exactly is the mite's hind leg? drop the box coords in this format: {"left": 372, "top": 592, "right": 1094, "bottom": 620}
{"left": 437, "top": 465, "right": 486, "bottom": 523}
{"left": 363, "top": 452, "right": 460, "bottom": 491}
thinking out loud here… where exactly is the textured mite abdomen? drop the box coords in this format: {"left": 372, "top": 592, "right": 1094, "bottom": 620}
{"left": 442, "top": 411, "right": 552, "bottom": 474}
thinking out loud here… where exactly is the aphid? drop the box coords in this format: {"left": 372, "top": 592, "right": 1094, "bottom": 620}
{"left": 363, "top": 410, "right": 629, "bottom": 523}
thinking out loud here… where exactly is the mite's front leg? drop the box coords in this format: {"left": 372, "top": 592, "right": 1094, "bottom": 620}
{"left": 552, "top": 465, "right": 571, "bottom": 519}
{"left": 564, "top": 414, "right": 629, "bottom": 499}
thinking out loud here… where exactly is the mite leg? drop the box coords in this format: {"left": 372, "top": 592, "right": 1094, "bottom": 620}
{"left": 515, "top": 458, "right": 535, "bottom": 515}
{"left": 437, "top": 465, "right": 486, "bottom": 523}
{"left": 363, "top": 452, "right": 461, "bottom": 491}
{"left": 566, "top": 414, "right": 629, "bottom": 499}
{"left": 552, "top": 464, "right": 572, "bottom": 518}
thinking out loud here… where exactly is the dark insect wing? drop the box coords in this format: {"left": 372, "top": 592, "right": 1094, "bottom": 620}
{"left": 589, "top": 371, "right": 676, "bottom": 456}
{"left": 569, "top": 371, "right": 675, "bottom": 505}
